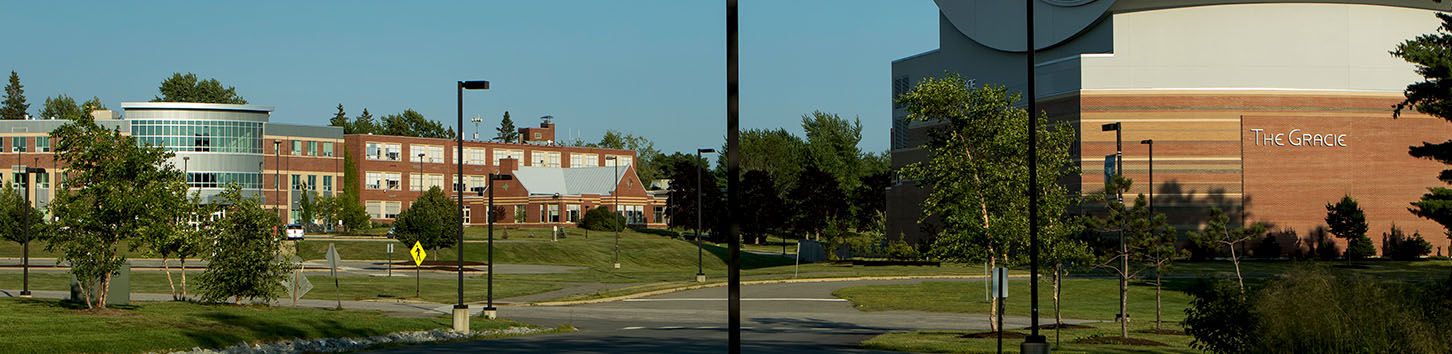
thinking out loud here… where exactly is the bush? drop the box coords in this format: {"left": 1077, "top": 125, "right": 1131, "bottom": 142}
{"left": 578, "top": 206, "right": 623, "bottom": 232}
{"left": 1317, "top": 238, "right": 1340, "bottom": 260}
{"left": 1184, "top": 279, "right": 1257, "bottom": 354}
{"left": 632, "top": 227, "right": 680, "bottom": 238}
{"left": 885, "top": 240, "right": 920, "bottom": 260}
{"left": 1382, "top": 225, "right": 1432, "bottom": 261}
{"left": 1253, "top": 234, "right": 1282, "bottom": 259}
{"left": 1345, "top": 234, "right": 1376, "bottom": 260}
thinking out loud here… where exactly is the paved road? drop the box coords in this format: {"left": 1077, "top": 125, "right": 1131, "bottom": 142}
{"left": 368, "top": 278, "right": 1086, "bottom": 353}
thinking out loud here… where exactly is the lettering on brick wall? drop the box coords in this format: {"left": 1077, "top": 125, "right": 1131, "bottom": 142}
{"left": 1248, "top": 129, "right": 1346, "bottom": 147}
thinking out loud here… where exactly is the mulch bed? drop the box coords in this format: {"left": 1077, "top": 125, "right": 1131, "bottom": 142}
{"left": 960, "top": 331, "right": 1026, "bottom": 339}
{"left": 1136, "top": 328, "right": 1187, "bottom": 335}
{"left": 1073, "top": 336, "right": 1169, "bottom": 346}
{"left": 1026, "top": 323, "right": 1093, "bottom": 330}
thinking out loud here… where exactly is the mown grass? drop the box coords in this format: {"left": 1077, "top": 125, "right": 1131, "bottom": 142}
{"left": 0, "top": 272, "right": 560, "bottom": 305}
{"left": 834, "top": 278, "right": 1192, "bottom": 324}
{"left": 0, "top": 297, "right": 550, "bottom": 354}
{"left": 864, "top": 322, "right": 1197, "bottom": 354}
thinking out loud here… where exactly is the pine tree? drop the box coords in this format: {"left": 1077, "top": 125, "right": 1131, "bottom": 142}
{"left": 495, "top": 111, "right": 519, "bottom": 142}
{"left": 1325, "top": 195, "right": 1369, "bottom": 264}
{"left": 1398, "top": 14, "right": 1452, "bottom": 263}
{"left": 1, "top": 71, "right": 29, "bottom": 120}
{"left": 329, "top": 104, "right": 351, "bottom": 133}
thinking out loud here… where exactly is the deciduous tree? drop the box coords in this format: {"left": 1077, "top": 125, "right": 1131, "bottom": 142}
{"left": 392, "top": 186, "right": 460, "bottom": 254}
{"left": 1085, "top": 177, "right": 1158, "bottom": 338}
{"left": 1191, "top": 207, "right": 1267, "bottom": 293}
{"left": 151, "top": 73, "right": 248, "bottom": 104}
{"left": 39, "top": 94, "right": 83, "bottom": 120}
{"left": 196, "top": 184, "right": 292, "bottom": 304}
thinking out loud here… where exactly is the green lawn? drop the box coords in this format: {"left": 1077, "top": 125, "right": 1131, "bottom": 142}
{"left": 0, "top": 272, "right": 560, "bottom": 304}
{"left": 0, "top": 297, "right": 554, "bottom": 354}
{"left": 834, "top": 278, "right": 1191, "bottom": 324}
{"left": 864, "top": 322, "right": 1196, "bottom": 354}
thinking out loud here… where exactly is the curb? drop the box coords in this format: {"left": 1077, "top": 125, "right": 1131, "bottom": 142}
{"left": 526, "top": 274, "right": 984, "bottom": 306}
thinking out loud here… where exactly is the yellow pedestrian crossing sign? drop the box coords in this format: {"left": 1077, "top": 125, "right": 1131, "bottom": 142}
{"left": 410, "top": 242, "right": 427, "bottom": 266}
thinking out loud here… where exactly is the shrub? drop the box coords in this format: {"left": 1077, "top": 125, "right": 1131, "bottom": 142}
{"left": 1316, "top": 237, "right": 1340, "bottom": 260}
{"left": 1345, "top": 234, "right": 1376, "bottom": 260}
{"left": 1382, "top": 225, "right": 1432, "bottom": 260}
{"left": 1184, "top": 279, "right": 1257, "bottom": 354}
{"left": 886, "top": 240, "right": 920, "bottom": 260}
{"left": 1253, "top": 234, "right": 1282, "bottom": 259}
{"left": 578, "top": 206, "right": 623, "bottom": 232}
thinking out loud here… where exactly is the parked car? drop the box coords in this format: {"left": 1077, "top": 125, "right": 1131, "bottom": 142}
{"left": 285, "top": 224, "right": 305, "bottom": 240}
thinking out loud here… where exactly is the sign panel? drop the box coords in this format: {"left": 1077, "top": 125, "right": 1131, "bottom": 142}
{"left": 410, "top": 241, "right": 427, "bottom": 266}
{"left": 387, "top": 243, "right": 394, "bottom": 254}
{"left": 325, "top": 243, "right": 340, "bottom": 270}
{"left": 991, "top": 267, "right": 1008, "bottom": 299}
{"left": 1104, "top": 154, "right": 1117, "bottom": 197}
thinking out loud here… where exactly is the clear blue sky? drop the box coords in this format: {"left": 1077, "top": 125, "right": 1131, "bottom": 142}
{"left": 1, "top": 1, "right": 937, "bottom": 155}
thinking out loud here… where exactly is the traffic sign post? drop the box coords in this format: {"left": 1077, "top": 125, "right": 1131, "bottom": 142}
{"left": 326, "top": 244, "right": 342, "bottom": 309}
{"left": 992, "top": 267, "right": 1008, "bottom": 354}
{"left": 411, "top": 242, "right": 427, "bottom": 299}
{"left": 387, "top": 243, "right": 394, "bottom": 277}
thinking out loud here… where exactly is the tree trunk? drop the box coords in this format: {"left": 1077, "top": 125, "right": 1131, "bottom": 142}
{"left": 1229, "top": 242, "right": 1245, "bottom": 293}
{"left": 1053, "top": 264, "right": 1062, "bottom": 347}
{"left": 988, "top": 255, "right": 998, "bottom": 332}
{"left": 180, "top": 257, "right": 188, "bottom": 300}
{"left": 76, "top": 279, "right": 95, "bottom": 309}
{"left": 162, "top": 258, "right": 177, "bottom": 300}
{"left": 1119, "top": 265, "right": 1128, "bottom": 338}
{"left": 96, "top": 275, "right": 111, "bottom": 309}
{"left": 1155, "top": 269, "right": 1163, "bottom": 330}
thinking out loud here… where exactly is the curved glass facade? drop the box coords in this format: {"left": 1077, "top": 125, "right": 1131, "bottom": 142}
{"left": 130, "top": 119, "right": 263, "bottom": 153}
{"left": 186, "top": 172, "right": 262, "bottom": 189}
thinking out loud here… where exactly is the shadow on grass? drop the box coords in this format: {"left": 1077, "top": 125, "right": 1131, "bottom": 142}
{"left": 701, "top": 244, "right": 795, "bottom": 270}
{"left": 177, "top": 308, "right": 396, "bottom": 350}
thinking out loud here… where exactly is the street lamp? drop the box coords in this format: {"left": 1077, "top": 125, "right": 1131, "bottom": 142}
{"left": 273, "top": 140, "right": 281, "bottom": 218}
{"left": 456, "top": 79, "right": 489, "bottom": 329}
{"left": 1141, "top": 139, "right": 1154, "bottom": 215}
{"left": 485, "top": 173, "right": 512, "bottom": 319}
{"left": 1102, "top": 122, "right": 1128, "bottom": 325}
{"left": 695, "top": 148, "right": 716, "bottom": 282}
{"left": 417, "top": 153, "right": 425, "bottom": 193}
{"left": 606, "top": 156, "right": 621, "bottom": 269}
{"left": 14, "top": 164, "right": 43, "bottom": 297}
{"left": 183, "top": 156, "right": 190, "bottom": 188}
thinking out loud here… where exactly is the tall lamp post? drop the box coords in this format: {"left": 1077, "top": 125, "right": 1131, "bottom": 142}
{"left": 695, "top": 148, "right": 715, "bottom": 282}
{"left": 485, "top": 173, "right": 511, "bottom": 319}
{"left": 417, "top": 153, "right": 425, "bottom": 193}
{"left": 273, "top": 140, "right": 281, "bottom": 217}
{"left": 1141, "top": 139, "right": 1154, "bottom": 214}
{"left": 14, "top": 164, "right": 42, "bottom": 297}
{"left": 455, "top": 79, "right": 490, "bottom": 330}
{"left": 606, "top": 156, "right": 620, "bottom": 269}
{"left": 1102, "top": 122, "right": 1126, "bottom": 325}
{"left": 1023, "top": 1, "right": 1047, "bottom": 351}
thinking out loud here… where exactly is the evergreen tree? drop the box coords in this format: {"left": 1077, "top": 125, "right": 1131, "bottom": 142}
{"left": 329, "top": 104, "right": 350, "bottom": 133}
{"left": 495, "top": 111, "right": 519, "bottom": 142}
{"left": 1396, "top": 14, "right": 1452, "bottom": 252}
{"left": 354, "top": 108, "right": 377, "bottom": 135}
{"left": 1325, "top": 195, "right": 1370, "bottom": 263}
{"left": 1, "top": 71, "right": 28, "bottom": 120}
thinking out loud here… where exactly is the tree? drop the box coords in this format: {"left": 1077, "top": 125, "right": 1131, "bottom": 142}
{"left": 353, "top": 108, "right": 378, "bottom": 135}
{"left": 381, "top": 109, "right": 449, "bottom": 139}
{"left": 39, "top": 94, "right": 83, "bottom": 120}
{"left": 0, "top": 186, "right": 47, "bottom": 254}
{"left": 802, "top": 111, "right": 864, "bottom": 190}
{"left": 495, "top": 111, "right": 519, "bottom": 143}
{"left": 81, "top": 96, "right": 106, "bottom": 113}
{"left": 585, "top": 130, "right": 663, "bottom": 187}
{"left": 1395, "top": 13, "right": 1452, "bottom": 270}
{"left": 329, "top": 104, "right": 350, "bottom": 132}
{"left": 785, "top": 164, "right": 845, "bottom": 241}
{"left": 314, "top": 193, "right": 340, "bottom": 232}
{"left": 298, "top": 191, "right": 317, "bottom": 228}
{"left": 143, "top": 191, "right": 211, "bottom": 300}
{"left": 739, "top": 170, "right": 782, "bottom": 244}
{"left": 849, "top": 170, "right": 891, "bottom": 233}
{"left": 338, "top": 191, "right": 371, "bottom": 233}
{"left": 47, "top": 114, "right": 188, "bottom": 309}
{"left": 1136, "top": 221, "right": 1185, "bottom": 331}
{"left": 665, "top": 155, "right": 723, "bottom": 236}
{"left": 1085, "top": 177, "right": 1158, "bottom": 338}
{"left": 727, "top": 128, "right": 806, "bottom": 192}
{"left": 196, "top": 184, "right": 292, "bottom": 304}
{"left": 1190, "top": 207, "right": 1267, "bottom": 294}
{"left": 1325, "top": 195, "right": 1370, "bottom": 263}
{"left": 2, "top": 71, "right": 28, "bottom": 120}
{"left": 392, "top": 186, "right": 460, "bottom": 253}
{"left": 151, "top": 73, "right": 248, "bottom": 104}
{"left": 580, "top": 206, "right": 624, "bottom": 232}
{"left": 1382, "top": 225, "right": 1432, "bottom": 260}
{"left": 895, "top": 73, "right": 1079, "bottom": 331}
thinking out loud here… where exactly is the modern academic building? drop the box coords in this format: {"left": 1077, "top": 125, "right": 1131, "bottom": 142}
{"left": 0, "top": 102, "right": 665, "bottom": 229}
{"left": 889, "top": 0, "right": 1452, "bottom": 253}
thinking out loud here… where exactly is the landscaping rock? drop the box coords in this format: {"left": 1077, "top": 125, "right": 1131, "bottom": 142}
{"left": 153, "top": 327, "right": 545, "bottom": 354}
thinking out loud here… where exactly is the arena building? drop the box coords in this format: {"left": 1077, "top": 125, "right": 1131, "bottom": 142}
{"left": 889, "top": 0, "right": 1452, "bottom": 253}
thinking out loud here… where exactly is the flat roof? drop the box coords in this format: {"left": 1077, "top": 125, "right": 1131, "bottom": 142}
{"left": 120, "top": 102, "right": 274, "bottom": 113}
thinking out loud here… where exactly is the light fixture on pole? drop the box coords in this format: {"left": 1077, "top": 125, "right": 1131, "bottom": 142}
{"left": 273, "top": 140, "right": 281, "bottom": 219}
{"left": 455, "top": 79, "right": 489, "bottom": 330}
{"left": 1141, "top": 139, "right": 1154, "bottom": 215}
{"left": 695, "top": 148, "right": 715, "bottom": 282}
{"left": 417, "top": 153, "right": 425, "bottom": 193}
{"left": 14, "top": 164, "right": 42, "bottom": 297}
{"left": 606, "top": 156, "right": 620, "bottom": 269}
{"left": 471, "top": 116, "right": 483, "bottom": 141}
{"left": 1023, "top": 0, "right": 1048, "bottom": 350}
{"left": 485, "top": 173, "right": 511, "bottom": 319}
{"left": 1103, "top": 121, "right": 1128, "bottom": 326}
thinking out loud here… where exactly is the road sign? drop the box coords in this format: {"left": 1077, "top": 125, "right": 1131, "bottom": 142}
{"left": 326, "top": 243, "right": 340, "bottom": 270}
{"left": 387, "top": 243, "right": 394, "bottom": 254}
{"left": 411, "top": 242, "right": 427, "bottom": 266}
{"left": 991, "top": 267, "right": 1008, "bottom": 299}
{"left": 282, "top": 268, "right": 313, "bottom": 299}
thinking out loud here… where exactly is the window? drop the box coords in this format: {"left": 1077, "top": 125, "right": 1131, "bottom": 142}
{"left": 410, "top": 173, "right": 444, "bottom": 191}
{"left": 367, "top": 201, "right": 384, "bottom": 219}
{"left": 35, "top": 173, "right": 49, "bottom": 189}
{"left": 605, "top": 155, "right": 632, "bottom": 167}
{"left": 385, "top": 201, "right": 401, "bottom": 219}
{"left": 323, "top": 175, "right": 333, "bottom": 193}
{"left": 291, "top": 140, "right": 302, "bottom": 155}
{"left": 568, "top": 204, "right": 581, "bottom": 222}
{"left": 307, "top": 141, "right": 317, "bottom": 156}
{"left": 291, "top": 174, "right": 301, "bottom": 190}
{"left": 540, "top": 204, "right": 560, "bottom": 223}
{"left": 493, "top": 149, "right": 523, "bottom": 165}
{"left": 466, "top": 148, "right": 487, "bottom": 165}
{"left": 463, "top": 208, "right": 471, "bottom": 225}
{"left": 366, "top": 171, "right": 402, "bottom": 190}
{"left": 307, "top": 175, "right": 317, "bottom": 191}
{"left": 532, "top": 150, "right": 561, "bottom": 167}
{"left": 35, "top": 137, "right": 49, "bottom": 152}
{"left": 617, "top": 205, "right": 644, "bottom": 224}
{"left": 130, "top": 120, "right": 262, "bottom": 153}
{"left": 366, "top": 142, "right": 402, "bottom": 161}
{"left": 322, "top": 142, "right": 334, "bottom": 157}
{"left": 411, "top": 145, "right": 444, "bottom": 163}
{"left": 570, "top": 153, "right": 598, "bottom": 168}
{"left": 653, "top": 206, "right": 666, "bottom": 223}
{"left": 10, "top": 137, "right": 25, "bottom": 153}
{"left": 367, "top": 201, "right": 402, "bottom": 219}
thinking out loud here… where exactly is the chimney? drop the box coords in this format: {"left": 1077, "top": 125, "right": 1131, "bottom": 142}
{"left": 499, "top": 157, "right": 518, "bottom": 175}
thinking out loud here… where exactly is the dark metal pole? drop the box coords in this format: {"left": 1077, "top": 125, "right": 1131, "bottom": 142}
{"left": 697, "top": 149, "right": 704, "bottom": 279}
{"left": 614, "top": 160, "right": 620, "bottom": 268}
{"left": 488, "top": 174, "right": 496, "bottom": 310}
{"left": 456, "top": 81, "right": 466, "bottom": 311}
{"left": 20, "top": 167, "right": 29, "bottom": 297}
{"left": 1026, "top": 0, "right": 1043, "bottom": 344}
{"left": 727, "top": 0, "right": 742, "bottom": 352}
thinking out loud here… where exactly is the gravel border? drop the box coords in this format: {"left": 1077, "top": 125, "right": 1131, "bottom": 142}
{"left": 155, "top": 327, "right": 547, "bottom": 354}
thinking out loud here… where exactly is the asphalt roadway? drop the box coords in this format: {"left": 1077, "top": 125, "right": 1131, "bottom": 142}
{"left": 367, "top": 278, "right": 1086, "bottom": 354}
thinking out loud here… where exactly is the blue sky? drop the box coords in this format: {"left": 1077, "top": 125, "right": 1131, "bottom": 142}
{"left": 1, "top": 1, "right": 937, "bottom": 154}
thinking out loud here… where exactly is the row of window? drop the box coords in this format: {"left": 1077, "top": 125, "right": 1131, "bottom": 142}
{"left": 186, "top": 172, "right": 262, "bottom": 189}
{"left": 284, "top": 139, "right": 336, "bottom": 157}
{"left": 281, "top": 174, "right": 335, "bottom": 193}
{"left": 6, "top": 136, "right": 51, "bottom": 153}
{"left": 132, "top": 120, "right": 265, "bottom": 153}
{"left": 363, "top": 141, "right": 630, "bottom": 167}
{"left": 365, "top": 201, "right": 657, "bottom": 224}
